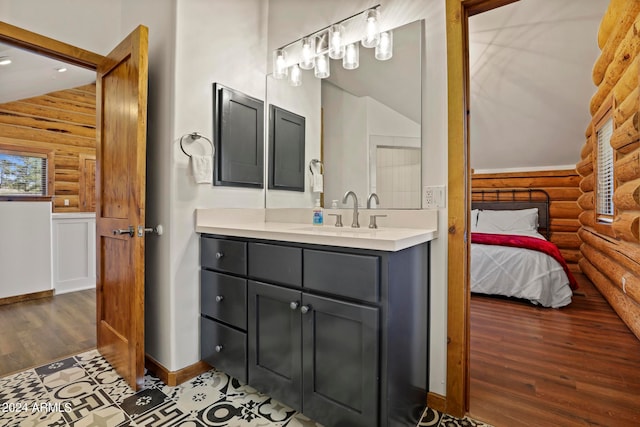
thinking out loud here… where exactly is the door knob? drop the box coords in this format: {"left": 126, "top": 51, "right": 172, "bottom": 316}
{"left": 215, "top": 295, "right": 224, "bottom": 303}
{"left": 137, "top": 225, "right": 164, "bottom": 237}
{"left": 216, "top": 252, "right": 224, "bottom": 259}
{"left": 290, "top": 301, "right": 299, "bottom": 310}
{"left": 300, "top": 305, "right": 311, "bottom": 314}
{"left": 215, "top": 345, "right": 223, "bottom": 352}
{"left": 113, "top": 226, "right": 134, "bottom": 237}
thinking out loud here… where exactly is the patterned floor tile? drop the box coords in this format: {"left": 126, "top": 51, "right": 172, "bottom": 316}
{"left": 120, "top": 387, "right": 169, "bottom": 419}
{"left": 251, "top": 398, "right": 296, "bottom": 424}
{"left": 34, "top": 357, "right": 79, "bottom": 378}
{"left": 56, "top": 388, "right": 115, "bottom": 424}
{"left": 69, "top": 403, "right": 132, "bottom": 427}
{"left": 143, "top": 371, "right": 164, "bottom": 390}
{"left": 163, "top": 376, "right": 224, "bottom": 417}
{"left": 16, "top": 409, "right": 67, "bottom": 427}
{"left": 438, "top": 414, "right": 493, "bottom": 427}
{"left": 282, "top": 413, "right": 324, "bottom": 427}
{"left": 101, "top": 376, "right": 136, "bottom": 405}
{"left": 196, "top": 395, "right": 273, "bottom": 427}
{"left": 40, "top": 367, "right": 91, "bottom": 391}
{"left": 0, "top": 370, "right": 49, "bottom": 403}
{"left": 418, "top": 407, "right": 443, "bottom": 426}
{"left": 128, "top": 400, "right": 191, "bottom": 426}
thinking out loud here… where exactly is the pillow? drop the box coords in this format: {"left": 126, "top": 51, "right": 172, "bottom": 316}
{"left": 475, "top": 208, "right": 538, "bottom": 234}
{"left": 470, "top": 209, "right": 480, "bottom": 231}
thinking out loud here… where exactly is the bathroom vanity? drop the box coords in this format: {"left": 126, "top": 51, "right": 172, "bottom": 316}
{"left": 197, "top": 211, "right": 436, "bottom": 427}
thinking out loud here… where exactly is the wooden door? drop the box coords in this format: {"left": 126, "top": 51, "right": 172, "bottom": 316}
{"left": 95, "top": 25, "right": 148, "bottom": 391}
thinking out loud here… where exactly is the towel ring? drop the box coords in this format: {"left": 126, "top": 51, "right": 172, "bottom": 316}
{"left": 308, "top": 158, "right": 324, "bottom": 174}
{"left": 180, "top": 132, "right": 214, "bottom": 158}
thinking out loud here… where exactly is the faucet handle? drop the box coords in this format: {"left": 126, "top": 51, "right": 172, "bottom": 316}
{"left": 368, "top": 214, "right": 387, "bottom": 229}
{"left": 327, "top": 213, "right": 343, "bottom": 227}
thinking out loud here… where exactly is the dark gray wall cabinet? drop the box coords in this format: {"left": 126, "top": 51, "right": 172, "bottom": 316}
{"left": 200, "top": 235, "right": 430, "bottom": 427}
{"left": 213, "top": 83, "right": 264, "bottom": 188}
{"left": 268, "top": 105, "right": 305, "bottom": 191}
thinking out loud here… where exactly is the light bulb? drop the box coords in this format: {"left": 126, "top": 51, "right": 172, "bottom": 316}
{"left": 300, "top": 37, "right": 315, "bottom": 70}
{"left": 329, "top": 24, "right": 345, "bottom": 59}
{"left": 289, "top": 64, "right": 302, "bottom": 86}
{"left": 314, "top": 53, "right": 330, "bottom": 79}
{"left": 375, "top": 31, "right": 393, "bottom": 60}
{"left": 362, "top": 9, "right": 380, "bottom": 48}
{"left": 273, "top": 49, "right": 288, "bottom": 79}
{"left": 343, "top": 43, "right": 359, "bottom": 70}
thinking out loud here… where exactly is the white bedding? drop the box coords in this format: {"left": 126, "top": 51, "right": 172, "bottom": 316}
{"left": 471, "top": 232, "right": 573, "bottom": 308}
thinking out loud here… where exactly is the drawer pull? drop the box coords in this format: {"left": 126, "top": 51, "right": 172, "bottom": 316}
{"left": 215, "top": 345, "right": 223, "bottom": 352}
{"left": 215, "top": 295, "right": 224, "bottom": 303}
{"left": 300, "top": 305, "right": 311, "bottom": 314}
{"left": 289, "top": 301, "right": 299, "bottom": 310}
{"left": 216, "top": 252, "right": 224, "bottom": 259}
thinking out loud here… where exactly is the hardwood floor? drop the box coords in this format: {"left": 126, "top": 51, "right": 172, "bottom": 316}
{"left": 0, "top": 289, "right": 95, "bottom": 377}
{"left": 469, "top": 273, "right": 640, "bottom": 426}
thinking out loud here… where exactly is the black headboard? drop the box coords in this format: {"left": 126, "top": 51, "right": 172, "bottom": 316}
{"left": 471, "top": 188, "right": 551, "bottom": 239}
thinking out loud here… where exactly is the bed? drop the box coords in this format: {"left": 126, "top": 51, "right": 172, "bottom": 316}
{"left": 471, "top": 189, "right": 577, "bottom": 308}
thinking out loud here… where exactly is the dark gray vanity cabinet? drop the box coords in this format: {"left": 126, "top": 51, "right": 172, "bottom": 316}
{"left": 200, "top": 234, "right": 430, "bottom": 427}
{"left": 248, "top": 281, "right": 379, "bottom": 427}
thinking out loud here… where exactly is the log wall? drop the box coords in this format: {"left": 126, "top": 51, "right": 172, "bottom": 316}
{"left": 580, "top": 1, "right": 640, "bottom": 341}
{"left": 471, "top": 169, "right": 582, "bottom": 272}
{"left": 0, "top": 84, "right": 96, "bottom": 212}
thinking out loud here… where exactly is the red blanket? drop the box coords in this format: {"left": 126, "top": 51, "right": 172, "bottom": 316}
{"left": 472, "top": 232, "right": 579, "bottom": 290}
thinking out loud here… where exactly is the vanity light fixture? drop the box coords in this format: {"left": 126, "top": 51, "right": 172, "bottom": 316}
{"left": 300, "top": 37, "right": 315, "bottom": 70}
{"left": 329, "top": 24, "right": 345, "bottom": 59}
{"left": 273, "top": 49, "right": 288, "bottom": 80}
{"left": 314, "top": 53, "right": 330, "bottom": 79}
{"left": 0, "top": 56, "right": 12, "bottom": 66}
{"left": 289, "top": 63, "right": 302, "bottom": 86}
{"left": 274, "top": 4, "right": 392, "bottom": 87}
{"left": 375, "top": 30, "right": 393, "bottom": 60}
{"left": 362, "top": 8, "right": 381, "bottom": 48}
{"left": 343, "top": 43, "right": 359, "bottom": 70}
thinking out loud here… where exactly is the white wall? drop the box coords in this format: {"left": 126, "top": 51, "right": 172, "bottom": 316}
{"left": 169, "top": 0, "right": 269, "bottom": 371}
{"left": 0, "top": 202, "right": 52, "bottom": 298}
{"left": 52, "top": 213, "right": 96, "bottom": 294}
{"left": 268, "top": 0, "right": 449, "bottom": 395}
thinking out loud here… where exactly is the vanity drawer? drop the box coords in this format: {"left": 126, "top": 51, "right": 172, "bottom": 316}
{"left": 201, "top": 317, "right": 247, "bottom": 383}
{"left": 303, "top": 249, "right": 379, "bottom": 303}
{"left": 248, "top": 242, "right": 302, "bottom": 286}
{"left": 201, "top": 270, "right": 247, "bottom": 330}
{"left": 201, "top": 236, "right": 247, "bottom": 275}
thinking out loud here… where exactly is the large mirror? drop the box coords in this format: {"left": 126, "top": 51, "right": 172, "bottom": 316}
{"left": 265, "top": 19, "right": 423, "bottom": 209}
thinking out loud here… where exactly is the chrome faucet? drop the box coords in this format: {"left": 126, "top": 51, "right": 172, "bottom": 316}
{"left": 367, "top": 193, "right": 379, "bottom": 209}
{"left": 342, "top": 190, "right": 360, "bottom": 228}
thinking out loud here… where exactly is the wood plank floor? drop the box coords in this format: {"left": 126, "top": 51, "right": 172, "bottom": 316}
{"left": 0, "top": 289, "right": 95, "bottom": 377}
{"left": 469, "top": 273, "right": 640, "bottom": 426}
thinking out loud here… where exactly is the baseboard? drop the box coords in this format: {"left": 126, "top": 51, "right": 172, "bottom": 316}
{"left": 144, "top": 354, "right": 211, "bottom": 387}
{"left": 0, "top": 290, "right": 53, "bottom": 306}
{"left": 427, "top": 391, "right": 447, "bottom": 413}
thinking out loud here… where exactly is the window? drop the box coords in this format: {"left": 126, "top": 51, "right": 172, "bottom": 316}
{"left": 0, "top": 148, "right": 49, "bottom": 197}
{"left": 595, "top": 117, "right": 614, "bottom": 223}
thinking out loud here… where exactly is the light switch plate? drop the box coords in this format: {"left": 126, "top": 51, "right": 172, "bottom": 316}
{"left": 423, "top": 185, "right": 446, "bottom": 208}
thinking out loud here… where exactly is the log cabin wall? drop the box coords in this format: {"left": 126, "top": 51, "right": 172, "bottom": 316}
{"left": 0, "top": 83, "right": 96, "bottom": 212}
{"left": 578, "top": 0, "right": 640, "bottom": 340}
{"left": 471, "top": 170, "right": 582, "bottom": 272}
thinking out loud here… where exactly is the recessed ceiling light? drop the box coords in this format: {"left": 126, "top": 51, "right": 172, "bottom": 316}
{"left": 0, "top": 57, "right": 12, "bottom": 66}
{"left": 56, "top": 67, "right": 67, "bottom": 73}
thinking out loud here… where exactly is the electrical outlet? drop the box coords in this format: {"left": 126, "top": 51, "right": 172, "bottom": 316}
{"left": 423, "top": 185, "right": 446, "bottom": 208}
{"left": 64, "top": 199, "right": 70, "bottom": 206}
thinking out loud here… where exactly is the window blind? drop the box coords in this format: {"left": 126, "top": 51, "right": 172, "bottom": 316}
{"left": 0, "top": 152, "right": 47, "bottom": 196}
{"left": 596, "top": 117, "right": 614, "bottom": 221}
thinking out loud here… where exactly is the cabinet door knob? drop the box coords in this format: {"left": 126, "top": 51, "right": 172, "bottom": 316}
{"left": 216, "top": 252, "right": 224, "bottom": 259}
{"left": 300, "top": 305, "right": 311, "bottom": 314}
{"left": 215, "top": 345, "right": 223, "bottom": 352}
{"left": 215, "top": 295, "right": 224, "bottom": 302}
{"left": 289, "top": 301, "right": 299, "bottom": 310}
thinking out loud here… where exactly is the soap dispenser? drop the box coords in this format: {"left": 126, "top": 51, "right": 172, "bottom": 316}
{"left": 312, "top": 199, "right": 324, "bottom": 226}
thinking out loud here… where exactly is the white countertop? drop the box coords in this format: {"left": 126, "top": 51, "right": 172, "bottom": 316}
{"left": 196, "top": 209, "right": 437, "bottom": 252}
